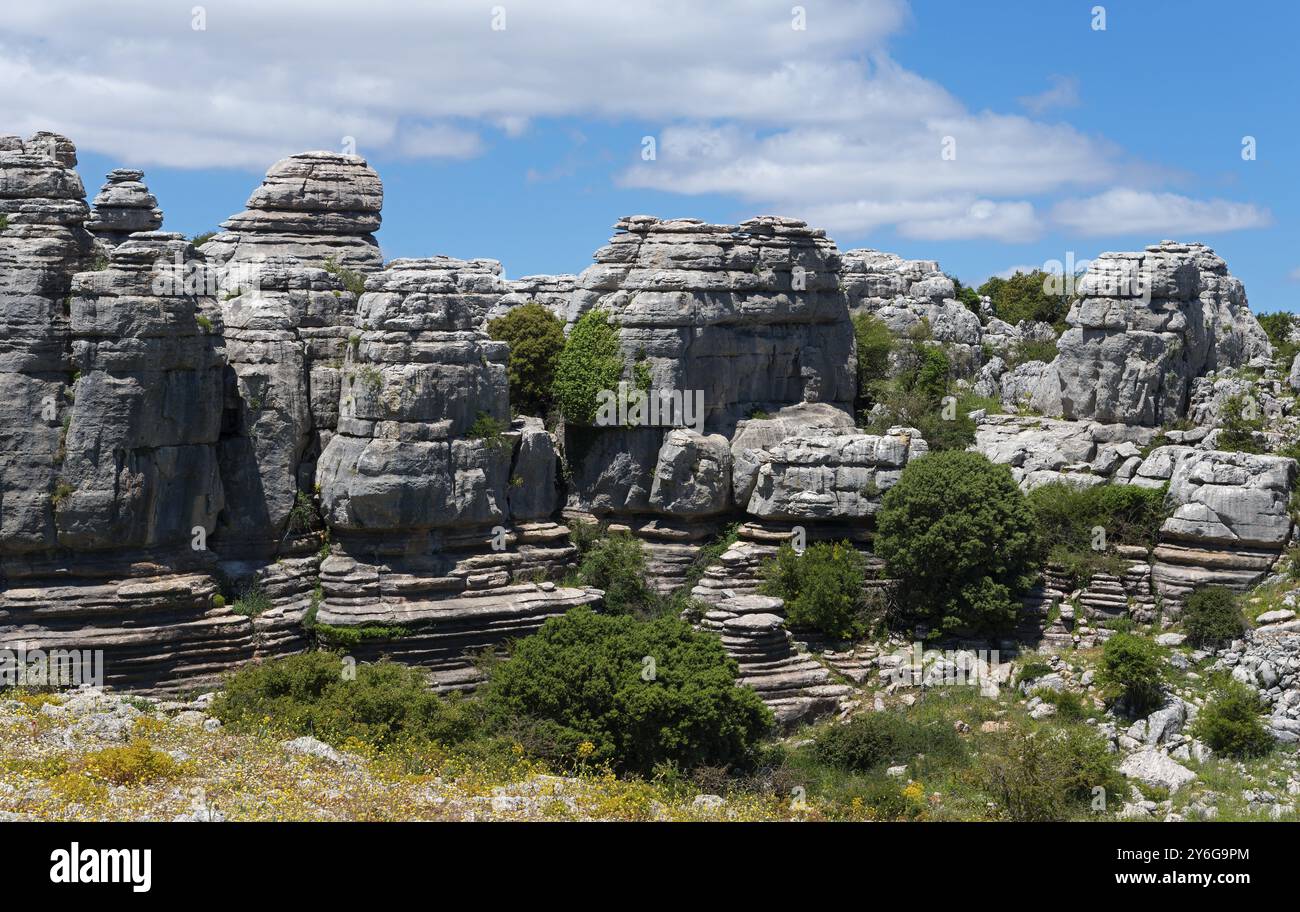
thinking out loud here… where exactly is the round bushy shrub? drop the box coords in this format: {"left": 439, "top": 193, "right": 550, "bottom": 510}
{"left": 1182, "top": 586, "right": 1245, "bottom": 646}
{"left": 211, "top": 651, "right": 482, "bottom": 750}
{"left": 552, "top": 308, "right": 624, "bottom": 426}
{"left": 483, "top": 607, "right": 773, "bottom": 774}
{"left": 1192, "top": 679, "right": 1272, "bottom": 758}
{"left": 575, "top": 531, "right": 658, "bottom": 617}
{"left": 875, "top": 451, "right": 1042, "bottom": 634}
{"left": 760, "top": 541, "right": 870, "bottom": 640}
{"left": 812, "top": 711, "right": 962, "bottom": 772}
{"left": 487, "top": 302, "right": 567, "bottom": 418}
{"left": 1097, "top": 632, "right": 1165, "bottom": 715}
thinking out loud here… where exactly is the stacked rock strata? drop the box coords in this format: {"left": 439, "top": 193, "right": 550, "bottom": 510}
{"left": 1148, "top": 449, "right": 1295, "bottom": 611}
{"left": 0, "top": 133, "right": 96, "bottom": 558}
{"left": 85, "top": 169, "right": 163, "bottom": 248}
{"left": 485, "top": 273, "right": 576, "bottom": 324}
{"left": 314, "top": 257, "right": 598, "bottom": 689}
{"left": 695, "top": 595, "right": 852, "bottom": 725}
{"left": 1, "top": 230, "right": 256, "bottom": 691}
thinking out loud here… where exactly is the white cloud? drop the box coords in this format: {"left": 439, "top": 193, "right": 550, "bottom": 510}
{"left": 1017, "top": 75, "right": 1080, "bottom": 115}
{"left": 1288, "top": 267, "right": 1300, "bottom": 282}
{"left": 1052, "top": 189, "right": 1272, "bottom": 237}
{"left": 0, "top": 0, "right": 1271, "bottom": 246}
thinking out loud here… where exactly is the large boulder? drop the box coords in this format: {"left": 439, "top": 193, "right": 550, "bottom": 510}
{"left": 85, "top": 169, "right": 162, "bottom": 248}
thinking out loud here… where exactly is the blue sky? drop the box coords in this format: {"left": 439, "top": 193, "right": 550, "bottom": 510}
{"left": 7, "top": 1, "right": 1297, "bottom": 309}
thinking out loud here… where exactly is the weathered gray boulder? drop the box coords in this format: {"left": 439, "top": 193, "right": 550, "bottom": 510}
{"left": 745, "top": 428, "right": 925, "bottom": 520}
{"left": 973, "top": 414, "right": 1154, "bottom": 489}
{"left": 1161, "top": 450, "right": 1294, "bottom": 548}
{"left": 1048, "top": 241, "right": 1269, "bottom": 426}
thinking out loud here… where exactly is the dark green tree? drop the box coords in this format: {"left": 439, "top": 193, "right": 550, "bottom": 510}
{"left": 875, "top": 451, "right": 1042, "bottom": 634}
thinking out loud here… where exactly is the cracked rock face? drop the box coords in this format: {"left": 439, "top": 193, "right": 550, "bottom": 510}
{"left": 85, "top": 169, "right": 162, "bottom": 247}
{"left": 841, "top": 248, "right": 984, "bottom": 377}
{"left": 563, "top": 216, "right": 857, "bottom": 521}
{"left": 1043, "top": 241, "right": 1270, "bottom": 426}
{"left": 0, "top": 132, "right": 96, "bottom": 553}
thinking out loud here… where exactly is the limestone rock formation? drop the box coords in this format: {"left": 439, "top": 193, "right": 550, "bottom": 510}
{"left": 85, "top": 169, "right": 162, "bottom": 248}
{"left": 314, "top": 257, "right": 597, "bottom": 688}
{"left": 202, "top": 152, "right": 383, "bottom": 270}
{"left": 695, "top": 594, "right": 852, "bottom": 725}
{"left": 1042, "top": 241, "right": 1270, "bottom": 426}
{"left": 568, "top": 215, "right": 855, "bottom": 432}
{"left": 486, "top": 273, "right": 576, "bottom": 325}
{"left": 973, "top": 414, "right": 1153, "bottom": 490}
{"left": 0, "top": 133, "right": 96, "bottom": 554}
{"left": 1, "top": 231, "right": 255, "bottom": 690}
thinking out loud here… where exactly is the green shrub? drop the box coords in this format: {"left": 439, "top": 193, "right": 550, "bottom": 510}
{"left": 811, "top": 711, "right": 963, "bottom": 772}
{"left": 552, "top": 308, "right": 624, "bottom": 426}
{"left": 853, "top": 312, "right": 894, "bottom": 413}
{"left": 0, "top": 214, "right": 9, "bottom": 232}
{"left": 483, "top": 607, "right": 773, "bottom": 774}
{"left": 1257, "top": 312, "right": 1298, "bottom": 367}
{"left": 759, "top": 541, "right": 870, "bottom": 639}
{"left": 230, "top": 585, "right": 273, "bottom": 617}
{"left": 1017, "top": 658, "right": 1053, "bottom": 683}
{"left": 1026, "top": 482, "right": 1166, "bottom": 586}
{"left": 190, "top": 230, "right": 218, "bottom": 247}
{"left": 1033, "top": 687, "right": 1088, "bottom": 721}
{"left": 1182, "top": 586, "right": 1245, "bottom": 646}
{"left": 875, "top": 451, "right": 1042, "bottom": 635}
{"left": 1097, "top": 633, "right": 1165, "bottom": 715}
{"left": 976, "top": 726, "right": 1124, "bottom": 821}
{"left": 1193, "top": 679, "right": 1272, "bottom": 758}
{"left": 1216, "top": 392, "right": 1266, "bottom": 454}
{"left": 488, "top": 302, "right": 567, "bottom": 417}
{"left": 949, "top": 274, "right": 981, "bottom": 313}
{"left": 466, "top": 411, "right": 513, "bottom": 455}
{"left": 212, "top": 652, "right": 482, "bottom": 750}
{"left": 574, "top": 531, "right": 658, "bottom": 617}
{"left": 1007, "top": 337, "right": 1058, "bottom": 368}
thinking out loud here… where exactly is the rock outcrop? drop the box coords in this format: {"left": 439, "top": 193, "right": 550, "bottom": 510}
{"left": 1040, "top": 241, "right": 1270, "bottom": 426}
{"left": 202, "top": 152, "right": 383, "bottom": 270}
{"left": 1149, "top": 449, "right": 1295, "bottom": 609}
{"left": 314, "top": 257, "right": 597, "bottom": 688}
{"left": 1, "top": 230, "right": 256, "bottom": 690}
{"left": 85, "top": 169, "right": 162, "bottom": 248}
{"left": 841, "top": 249, "right": 984, "bottom": 376}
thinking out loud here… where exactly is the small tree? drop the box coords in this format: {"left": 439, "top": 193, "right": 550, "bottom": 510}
{"left": 875, "top": 451, "right": 1042, "bottom": 634}
{"left": 552, "top": 308, "right": 624, "bottom": 426}
{"left": 977, "top": 270, "right": 1071, "bottom": 328}
{"left": 760, "top": 541, "right": 870, "bottom": 639}
{"left": 1097, "top": 633, "right": 1164, "bottom": 715}
{"left": 1182, "top": 586, "right": 1245, "bottom": 647}
{"left": 484, "top": 607, "right": 773, "bottom": 774}
{"left": 853, "top": 312, "right": 893, "bottom": 415}
{"left": 487, "top": 302, "right": 567, "bottom": 418}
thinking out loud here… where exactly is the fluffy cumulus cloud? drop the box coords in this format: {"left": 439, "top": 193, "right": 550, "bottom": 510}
{"left": 0, "top": 0, "right": 1270, "bottom": 242}
{"left": 1051, "top": 189, "right": 1273, "bottom": 237}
